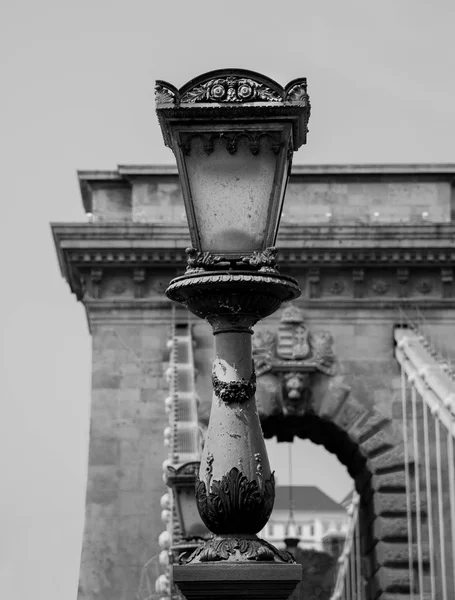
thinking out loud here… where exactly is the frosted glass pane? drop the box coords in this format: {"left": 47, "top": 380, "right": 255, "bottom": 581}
{"left": 185, "top": 136, "right": 276, "bottom": 253}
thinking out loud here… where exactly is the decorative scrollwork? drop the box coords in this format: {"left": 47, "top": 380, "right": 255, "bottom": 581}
{"left": 185, "top": 534, "right": 295, "bottom": 564}
{"left": 212, "top": 367, "right": 256, "bottom": 404}
{"left": 242, "top": 247, "right": 279, "bottom": 271}
{"left": 185, "top": 247, "right": 281, "bottom": 273}
{"left": 195, "top": 467, "right": 275, "bottom": 534}
{"left": 185, "top": 247, "right": 224, "bottom": 272}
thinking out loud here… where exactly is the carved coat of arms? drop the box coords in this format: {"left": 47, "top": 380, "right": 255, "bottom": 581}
{"left": 252, "top": 305, "right": 337, "bottom": 419}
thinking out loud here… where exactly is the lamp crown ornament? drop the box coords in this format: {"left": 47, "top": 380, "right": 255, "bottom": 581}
{"left": 156, "top": 68, "right": 309, "bottom": 600}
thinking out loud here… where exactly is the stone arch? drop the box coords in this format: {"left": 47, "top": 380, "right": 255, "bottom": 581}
{"left": 261, "top": 373, "right": 426, "bottom": 599}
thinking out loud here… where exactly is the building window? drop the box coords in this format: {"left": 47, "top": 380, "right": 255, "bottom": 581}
{"left": 284, "top": 524, "right": 289, "bottom": 536}
{"left": 268, "top": 524, "right": 274, "bottom": 536}
{"left": 296, "top": 525, "right": 302, "bottom": 536}
{"left": 309, "top": 523, "right": 314, "bottom": 537}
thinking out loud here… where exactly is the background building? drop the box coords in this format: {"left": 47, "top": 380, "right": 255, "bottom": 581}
{"left": 259, "top": 485, "right": 348, "bottom": 551}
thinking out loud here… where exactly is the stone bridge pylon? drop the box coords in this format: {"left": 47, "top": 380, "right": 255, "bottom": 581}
{"left": 52, "top": 163, "right": 455, "bottom": 599}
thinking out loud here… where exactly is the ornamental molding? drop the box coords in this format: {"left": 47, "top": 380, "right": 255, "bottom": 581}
{"left": 155, "top": 70, "right": 309, "bottom": 107}
{"left": 155, "top": 69, "right": 311, "bottom": 149}
{"left": 179, "top": 131, "right": 283, "bottom": 156}
{"left": 185, "top": 246, "right": 278, "bottom": 273}
{"left": 52, "top": 224, "right": 455, "bottom": 302}
{"left": 62, "top": 248, "right": 455, "bottom": 267}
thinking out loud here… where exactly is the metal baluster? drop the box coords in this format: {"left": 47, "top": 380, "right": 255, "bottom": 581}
{"left": 350, "top": 538, "right": 356, "bottom": 599}
{"left": 447, "top": 425, "right": 455, "bottom": 596}
{"left": 434, "top": 412, "right": 448, "bottom": 600}
{"left": 345, "top": 553, "right": 351, "bottom": 600}
{"left": 402, "top": 369, "right": 415, "bottom": 599}
{"left": 411, "top": 386, "right": 424, "bottom": 594}
{"left": 355, "top": 519, "right": 362, "bottom": 600}
{"left": 422, "top": 401, "right": 436, "bottom": 599}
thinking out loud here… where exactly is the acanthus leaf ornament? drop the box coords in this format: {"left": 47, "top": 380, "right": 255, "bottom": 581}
{"left": 185, "top": 534, "right": 295, "bottom": 564}
{"left": 195, "top": 467, "right": 275, "bottom": 535}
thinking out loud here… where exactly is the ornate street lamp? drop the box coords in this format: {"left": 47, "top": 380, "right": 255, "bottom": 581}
{"left": 155, "top": 69, "right": 310, "bottom": 600}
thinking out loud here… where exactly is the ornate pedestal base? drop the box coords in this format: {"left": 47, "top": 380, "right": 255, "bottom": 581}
{"left": 174, "top": 562, "right": 301, "bottom": 600}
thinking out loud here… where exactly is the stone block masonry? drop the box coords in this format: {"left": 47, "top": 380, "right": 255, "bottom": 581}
{"left": 52, "top": 163, "right": 455, "bottom": 600}
{"left": 78, "top": 322, "right": 169, "bottom": 600}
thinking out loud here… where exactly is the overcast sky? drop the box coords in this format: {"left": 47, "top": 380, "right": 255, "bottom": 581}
{"left": 1, "top": 1, "right": 454, "bottom": 599}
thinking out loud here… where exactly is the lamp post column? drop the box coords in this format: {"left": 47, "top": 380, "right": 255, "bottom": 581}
{"left": 165, "top": 268, "right": 302, "bottom": 599}
{"left": 155, "top": 68, "right": 311, "bottom": 600}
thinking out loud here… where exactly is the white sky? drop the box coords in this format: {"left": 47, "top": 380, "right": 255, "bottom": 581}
{"left": 1, "top": 1, "right": 454, "bottom": 598}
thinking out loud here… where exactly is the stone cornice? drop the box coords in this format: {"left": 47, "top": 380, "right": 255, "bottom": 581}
{"left": 52, "top": 223, "right": 455, "bottom": 309}
{"left": 82, "top": 163, "right": 455, "bottom": 178}
{"left": 53, "top": 222, "right": 455, "bottom": 264}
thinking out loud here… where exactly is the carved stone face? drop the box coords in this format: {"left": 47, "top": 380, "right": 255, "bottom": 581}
{"left": 283, "top": 372, "right": 308, "bottom": 400}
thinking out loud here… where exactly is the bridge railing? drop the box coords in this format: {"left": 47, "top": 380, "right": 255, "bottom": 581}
{"left": 330, "top": 492, "right": 365, "bottom": 600}
{"left": 395, "top": 320, "right": 455, "bottom": 600}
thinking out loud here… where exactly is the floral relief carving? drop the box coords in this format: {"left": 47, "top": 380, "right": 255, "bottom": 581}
{"left": 417, "top": 280, "right": 432, "bottom": 294}
{"left": 112, "top": 281, "right": 127, "bottom": 295}
{"left": 329, "top": 280, "right": 345, "bottom": 295}
{"left": 212, "top": 366, "right": 256, "bottom": 404}
{"left": 372, "top": 280, "right": 390, "bottom": 295}
{"left": 180, "top": 76, "right": 282, "bottom": 104}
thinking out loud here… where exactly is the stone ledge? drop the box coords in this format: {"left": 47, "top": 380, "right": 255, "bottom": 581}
{"left": 373, "top": 517, "right": 409, "bottom": 541}
{"left": 372, "top": 471, "right": 407, "bottom": 491}
{"left": 369, "top": 447, "right": 410, "bottom": 474}
{"left": 349, "top": 411, "right": 390, "bottom": 445}
{"left": 371, "top": 566, "right": 413, "bottom": 593}
{"left": 360, "top": 428, "right": 395, "bottom": 457}
{"left": 373, "top": 541, "right": 429, "bottom": 566}
{"left": 373, "top": 491, "right": 426, "bottom": 515}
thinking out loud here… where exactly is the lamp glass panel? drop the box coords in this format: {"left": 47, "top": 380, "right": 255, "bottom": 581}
{"left": 177, "top": 487, "right": 209, "bottom": 538}
{"left": 184, "top": 135, "right": 278, "bottom": 253}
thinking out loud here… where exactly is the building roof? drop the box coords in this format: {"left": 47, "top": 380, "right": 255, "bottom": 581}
{"left": 340, "top": 490, "right": 355, "bottom": 508}
{"left": 274, "top": 486, "right": 345, "bottom": 513}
